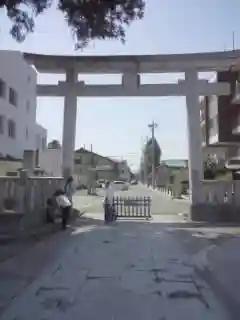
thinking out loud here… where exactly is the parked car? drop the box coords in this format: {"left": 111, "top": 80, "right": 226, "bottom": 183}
{"left": 112, "top": 180, "right": 129, "bottom": 191}
{"left": 96, "top": 179, "right": 106, "bottom": 188}
{"left": 130, "top": 180, "right": 138, "bottom": 185}
{"left": 76, "top": 183, "right": 87, "bottom": 190}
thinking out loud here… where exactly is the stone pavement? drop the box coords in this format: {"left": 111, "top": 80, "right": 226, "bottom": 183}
{"left": 170, "top": 224, "right": 240, "bottom": 319}
{"left": 206, "top": 236, "right": 240, "bottom": 314}
{"left": 0, "top": 214, "right": 231, "bottom": 320}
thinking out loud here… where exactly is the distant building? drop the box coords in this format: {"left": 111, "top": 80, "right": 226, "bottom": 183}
{"left": 38, "top": 148, "right": 62, "bottom": 177}
{"left": 37, "top": 146, "right": 131, "bottom": 180}
{"left": 117, "top": 160, "right": 131, "bottom": 181}
{"left": 35, "top": 124, "right": 47, "bottom": 153}
{"left": 48, "top": 140, "right": 61, "bottom": 149}
{"left": 0, "top": 50, "right": 47, "bottom": 158}
{"left": 149, "top": 159, "right": 188, "bottom": 188}
{"left": 75, "top": 148, "right": 129, "bottom": 185}
{"left": 161, "top": 159, "right": 188, "bottom": 169}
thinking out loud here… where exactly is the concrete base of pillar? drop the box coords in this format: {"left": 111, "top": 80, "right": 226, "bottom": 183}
{"left": 190, "top": 203, "right": 240, "bottom": 223}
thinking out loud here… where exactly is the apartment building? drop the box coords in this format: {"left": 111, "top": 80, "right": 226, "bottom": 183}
{"left": 0, "top": 50, "right": 47, "bottom": 159}
{"left": 200, "top": 70, "right": 240, "bottom": 164}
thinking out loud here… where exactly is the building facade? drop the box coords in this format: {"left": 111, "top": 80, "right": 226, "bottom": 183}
{"left": 38, "top": 148, "right": 62, "bottom": 177}
{"left": 74, "top": 148, "right": 126, "bottom": 185}
{"left": 0, "top": 50, "right": 47, "bottom": 159}
{"left": 200, "top": 70, "right": 240, "bottom": 163}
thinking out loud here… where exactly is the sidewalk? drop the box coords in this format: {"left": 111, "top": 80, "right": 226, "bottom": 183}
{"left": 0, "top": 224, "right": 72, "bottom": 317}
{"left": 174, "top": 225, "right": 240, "bottom": 319}
{"left": 204, "top": 236, "right": 240, "bottom": 316}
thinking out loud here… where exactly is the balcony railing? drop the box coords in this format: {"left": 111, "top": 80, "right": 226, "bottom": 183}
{"left": 232, "top": 82, "right": 240, "bottom": 104}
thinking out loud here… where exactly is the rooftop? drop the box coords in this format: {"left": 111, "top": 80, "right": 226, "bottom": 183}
{"left": 21, "top": 50, "right": 240, "bottom": 74}
{"left": 161, "top": 159, "right": 188, "bottom": 168}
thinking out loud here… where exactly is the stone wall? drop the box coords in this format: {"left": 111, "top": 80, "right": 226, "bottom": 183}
{"left": 0, "top": 173, "right": 64, "bottom": 232}
{"left": 191, "top": 180, "right": 240, "bottom": 222}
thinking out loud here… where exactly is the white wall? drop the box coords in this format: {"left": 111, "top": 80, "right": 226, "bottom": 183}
{"left": 0, "top": 50, "right": 46, "bottom": 159}
{"left": 39, "top": 149, "right": 62, "bottom": 177}
{"left": 118, "top": 161, "right": 131, "bottom": 181}
{"left": 156, "top": 165, "right": 171, "bottom": 186}
{"left": 35, "top": 123, "right": 47, "bottom": 152}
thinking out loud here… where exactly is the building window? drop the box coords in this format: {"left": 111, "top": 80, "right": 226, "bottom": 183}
{"left": 26, "top": 100, "right": 30, "bottom": 113}
{"left": 0, "top": 79, "right": 6, "bottom": 98}
{"left": 9, "top": 87, "right": 17, "bottom": 106}
{"left": 8, "top": 120, "right": 16, "bottom": 138}
{"left": 25, "top": 127, "right": 28, "bottom": 139}
{"left": 0, "top": 115, "right": 4, "bottom": 134}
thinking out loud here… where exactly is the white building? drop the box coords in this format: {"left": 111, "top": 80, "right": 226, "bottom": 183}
{"left": 0, "top": 50, "right": 47, "bottom": 159}
{"left": 38, "top": 148, "right": 62, "bottom": 177}
{"left": 117, "top": 160, "right": 131, "bottom": 181}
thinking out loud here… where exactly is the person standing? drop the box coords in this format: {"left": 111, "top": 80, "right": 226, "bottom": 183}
{"left": 103, "top": 181, "right": 115, "bottom": 222}
{"left": 64, "top": 176, "right": 76, "bottom": 204}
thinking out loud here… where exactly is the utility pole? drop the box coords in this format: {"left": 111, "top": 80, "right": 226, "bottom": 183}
{"left": 89, "top": 144, "right": 94, "bottom": 195}
{"left": 232, "top": 31, "right": 236, "bottom": 51}
{"left": 143, "top": 136, "right": 148, "bottom": 185}
{"left": 148, "top": 121, "right": 158, "bottom": 188}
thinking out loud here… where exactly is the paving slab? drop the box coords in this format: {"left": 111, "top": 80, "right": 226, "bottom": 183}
{"left": 0, "top": 217, "right": 231, "bottom": 320}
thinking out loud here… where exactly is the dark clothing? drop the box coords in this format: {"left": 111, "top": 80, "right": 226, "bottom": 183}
{"left": 46, "top": 207, "right": 54, "bottom": 223}
{"left": 104, "top": 202, "right": 116, "bottom": 223}
{"left": 61, "top": 206, "right": 71, "bottom": 229}
{"left": 46, "top": 198, "right": 55, "bottom": 223}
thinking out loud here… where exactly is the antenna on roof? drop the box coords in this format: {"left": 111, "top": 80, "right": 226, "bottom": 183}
{"left": 232, "top": 31, "right": 236, "bottom": 51}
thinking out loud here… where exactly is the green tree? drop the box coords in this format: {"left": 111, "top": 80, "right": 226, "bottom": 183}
{"left": 144, "top": 138, "right": 161, "bottom": 176}
{"left": 139, "top": 138, "right": 161, "bottom": 180}
{"left": 48, "top": 139, "right": 61, "bottom": 149}
{"left": 3, "top": 0, "right": 145, "bottom": 49}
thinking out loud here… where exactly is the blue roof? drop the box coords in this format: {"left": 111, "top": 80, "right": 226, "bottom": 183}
{"left": 161, "top": 159, "right": 188, "bottom": 168}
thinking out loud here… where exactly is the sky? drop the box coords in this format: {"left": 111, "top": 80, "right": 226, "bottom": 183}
{"left": 1, "top": 0, "right": 240, "bottom": 170}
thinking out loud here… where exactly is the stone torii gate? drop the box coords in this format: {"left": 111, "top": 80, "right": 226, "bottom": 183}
{"left": 23, "top": 50, "right": 240, "bottom": 212}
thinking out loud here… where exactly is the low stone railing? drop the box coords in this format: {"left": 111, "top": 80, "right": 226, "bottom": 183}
{"left": 157, "top": 186, "right": 173, "bottom": 197}
{"left": 201, "top": 180, "right": 240, "bottom": 205}
{"left": 191, "top": 180, "right": 240, "bottom": 222}
{"left": 0, "top": 174, "right": 64, "bottom": 231}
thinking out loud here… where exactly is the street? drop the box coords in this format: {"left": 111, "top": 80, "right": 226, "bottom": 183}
{"left": 74, "top": 184, "right": 190, "bottom": 218}
{"left": 0, "top": 185, "right": 237, "bottom": 319}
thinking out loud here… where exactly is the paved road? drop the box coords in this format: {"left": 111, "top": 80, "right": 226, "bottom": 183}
{"left": 0, "top": 214, "right": 232, "bottom": 320}
{"left": 74, "top": 185, "right": 190, "bottom": 217}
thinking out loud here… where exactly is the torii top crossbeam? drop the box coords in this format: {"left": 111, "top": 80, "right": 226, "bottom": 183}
{"left": 23, "top": 50, "right": 240, "bottom": 74}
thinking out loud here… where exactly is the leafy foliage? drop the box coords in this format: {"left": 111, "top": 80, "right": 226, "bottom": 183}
{"left": 139, "top": 138, "right": 161, "bottom": 181}
{"left": 144, "top": 137, "right": 161, "bottom": 175}
{"left": 1, "top": 0, "right": 145, "bottom": 48}
{"left": 48, "top": 139, "right": 61, "bottom": 149}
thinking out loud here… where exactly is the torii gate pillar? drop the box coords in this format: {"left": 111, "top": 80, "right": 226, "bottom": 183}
{"left": 185, "top": 70, "right": 204, "bottom": 206}
{"left": 62, "top": 68, "right": 78, "bottom": 178}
